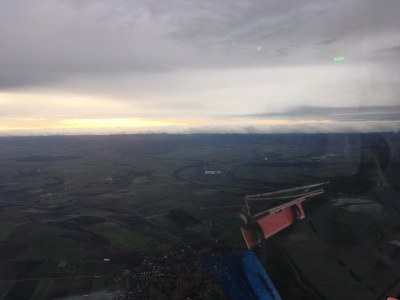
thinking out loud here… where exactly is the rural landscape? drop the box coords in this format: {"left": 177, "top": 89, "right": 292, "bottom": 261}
{"left": 0, "top": 133, "right": 399, "bottom": 300}
{"left": 1, "top": 0, "right": 399, "bottom": 299}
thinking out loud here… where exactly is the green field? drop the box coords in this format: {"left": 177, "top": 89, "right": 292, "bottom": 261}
{"left": 0, "top": 133, "right": 383, "bottom": 299}
{"left": 19, "top": 247, "right": 87, "bottom": 261}
{"left": 93, "top": 225, "right": 151, "bottom": 251}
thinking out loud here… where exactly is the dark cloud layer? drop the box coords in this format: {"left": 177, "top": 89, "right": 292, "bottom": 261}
{"left": 238, "top": 106, "right": 400, "bottom": 122}
{"left": 1, "top": 0, "right": 399, "bottom": 90}
{"left": 0, "top": 0, "right": 399, "bottom": 134}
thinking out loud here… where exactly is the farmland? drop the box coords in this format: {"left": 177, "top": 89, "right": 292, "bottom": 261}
{"left": 0, "top": 133, "right": 399, "bottom": 299}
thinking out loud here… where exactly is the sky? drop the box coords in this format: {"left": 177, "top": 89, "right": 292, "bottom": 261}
{"left": 0, "top": 0, "right": 399, "bottom": 135}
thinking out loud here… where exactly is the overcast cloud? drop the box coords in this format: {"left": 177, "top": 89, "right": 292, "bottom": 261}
{"left": 0, "top": 0, "right": 399, "bottom": 134}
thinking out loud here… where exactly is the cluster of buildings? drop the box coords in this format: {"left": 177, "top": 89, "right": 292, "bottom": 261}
{"left": 111, "top": 247, "right": 223, "bottom": 300}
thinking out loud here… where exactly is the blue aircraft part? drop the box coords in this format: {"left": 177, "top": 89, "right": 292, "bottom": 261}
{"left": 241, "top": 250, "right": 282, "bottom": 300}
{"left": 201, "top": 251, "right": 282, "bottom": 300}
{"left": 201, "top": 252, "right": 256, "bottom": 299}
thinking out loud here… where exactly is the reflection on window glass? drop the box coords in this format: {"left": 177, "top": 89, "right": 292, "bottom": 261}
{"left": 0, "top": 1, "right": 399, "bottom": 299}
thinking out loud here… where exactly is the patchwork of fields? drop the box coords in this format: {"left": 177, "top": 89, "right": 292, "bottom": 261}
{"left": 0, "top": 134, "right": 399, "bottom": 299}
